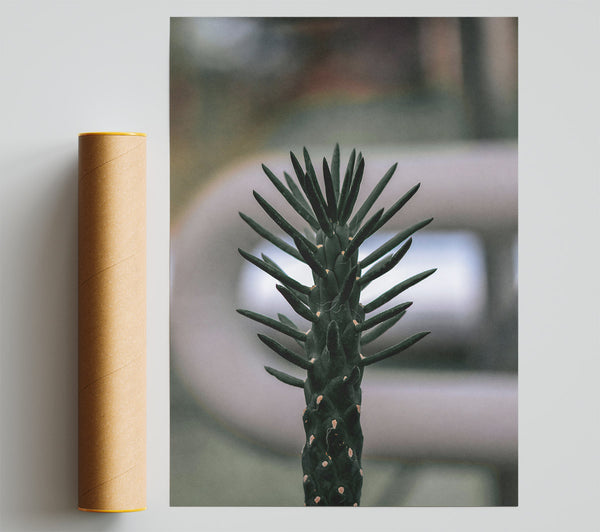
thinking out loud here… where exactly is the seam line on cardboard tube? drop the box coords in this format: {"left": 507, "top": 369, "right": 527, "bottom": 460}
{"left": 79, "top": 252, "right": 139, "bottom": 288}
{"left": 79, "top": 355, "right": 141, "bottom": 393}
{"left": 79, "top": 464, "right": 138, "bottom": 499}
{"left": 79, "top": 140, "right": 145, "bottom": 181}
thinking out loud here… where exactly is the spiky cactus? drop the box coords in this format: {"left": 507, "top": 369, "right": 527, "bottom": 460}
{"left": 237, "top": 146, "right": 435, "bottom": 506}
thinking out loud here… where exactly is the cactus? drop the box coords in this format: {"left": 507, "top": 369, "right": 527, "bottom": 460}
{"left": 238, "top": 146, "right": 435, "bottom": 506}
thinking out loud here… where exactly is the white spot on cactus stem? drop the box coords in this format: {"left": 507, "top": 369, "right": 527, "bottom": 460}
{"left": 356, "top": 404, "right": 361, "bottom": 413}
{"left": 341, "top": 251, "right": 345, "bottom": 256}
{"left": 314, "top": 496, "right": 321, "bottom": 504}
{"left": 325, "top": 269, "right": 330, "bottom": 274}
{"left": 360, "top": 469, "right": 364, "bottom": 476}
{"left": 338, "top": 486, "right": 344, "bottom": 494}
{"left": 348, "top": 448, "right": 354, "bottom": 458}
{"left": 359, "top": 353, "right": 365, "bottom": 360}
{"left": 332, "top": 419, "right": 337, "bottom": 429}
{"left": 316, "top": 311, "right": 321, "bottom": 317}
{"left": 322, "top": 461, "right": 328, "bottom": 467}
{"left": 309, "top": 435, "right": 315, "bottom": 445}
{"left": 355, "top": 276, "right": 360, "bottom": 281}
{"left": 343, "top": 375, "right": 347, "bottom": 381}
{"left": 353, "top": 320, "right": 359, "bottom": 326}
{"left": 348, "top": 236, "right": 353, "bottom": 240}
{"left": 303, "top": 475, "right": 308, "bottom": 483}
{"left": 316, "top": 395, "right": 323, "bottom": 404}
{"left": 309, "top": 358, "right": 316, "bottom": 364}
{"left": 317, "top": 244, "right": 323, "bottom": 248}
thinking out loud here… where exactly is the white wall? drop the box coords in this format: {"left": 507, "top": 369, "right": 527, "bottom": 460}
{"left": 1, "top": 1, "right": 598, "bottom": 531}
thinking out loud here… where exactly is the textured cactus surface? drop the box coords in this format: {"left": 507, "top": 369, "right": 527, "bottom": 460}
{"left": 238, "top": 146, "right": 435, "bottom": 506}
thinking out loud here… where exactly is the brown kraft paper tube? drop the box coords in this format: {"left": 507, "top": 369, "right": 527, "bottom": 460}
{"left": 78, "top": 132, "right": 146, "bottom": 512}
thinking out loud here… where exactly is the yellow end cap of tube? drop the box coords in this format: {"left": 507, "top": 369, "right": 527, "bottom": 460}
{"left": 79, "top": 132, "right": 147, "bottom": 137}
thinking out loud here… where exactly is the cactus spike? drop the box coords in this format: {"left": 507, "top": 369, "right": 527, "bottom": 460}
{"left": 337, "top": 149, "right": 356, "bottom": 215}
{"left": 278, "top": 313, "right": 305, "bottom": 348}
{"left": 303, "top": 171, "right": 334, "bottom": 236}
{"left": 355, "top": 302, "right": 412, "bottom": 332}
{"left": 239, "top": 212, "right": 303, "bottom": 262}
{"left": 237, "top": 309, "right": 307, "bottom": 341}
{"left": 291, "top": 150, "right": 329, "bottom": 232}
{"left": 261, "top": 163, "right": 320, "bottom": 231}
{"left": 359, "top": 238, "right": 413, "bottom": 288}
{"left": 322, "top": 157, "right": 337, "bottom": 221}
{"left": 349, "top": 162, "right": 398, "bottom": 231}
{"left": 238, "top": 248, "right": 312, "bottom": 295}
{"left": 336, "top": 264, "right": 360, "bottom": 306}
{"left": 291, "top": 289, "right": 310, "bottom": 305}
{"left": 360, "top": 313, "right": 405, "bottom": 346}
{"left": 344, "top": 208, "right": 384, "bottom": 258}
{"left": 363, "top": 268, "right": 437, "bottom": 313}
{"left": 278, "top": 313, "right": 297, "bottom": 328}
{"left": 252, "top": 190, "right": 318, "bottom": 254}
{"left": 360, "top": 218, "right": 434, "bottom": 268}
{"left": 372, "top": 182, "right": 422, "bottom": 233}
{"left": 278, "top": 278, "right": 310, "bottom": 305}
{"left": 339, "top": 157, "right": 365, "bottom": 225}
{"left": 359, "top": 331, "right": 431, "bottom": 367}
{"left": 302, "top": 148, "right": 325, "bottom": 201}
{"left": 261, "top": 253, "right": 285, "bottom": 273}
{"left": 293, "top": 236, "right": 328, "bottom": 279}
{"left": 265, "top": 366, "right": 305, "bottom": 388}
{"left": 284, "top": 171, "right": 312, "bottom": 212}
{"left": 276, "top": 284, "right": 319, "bottom": 323}
{"left": 298, "top": 148, "right": 332, "bottom": 234}
{"left": 257, "top": 333, "right": 313, "bottom": 370}
{"left": 290, "top": 150, "right": 309, "bottom": 190}
{"left": 331, "top": 143, "right": 341, "bottom": 201}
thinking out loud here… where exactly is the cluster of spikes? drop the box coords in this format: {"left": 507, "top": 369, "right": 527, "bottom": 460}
{"left": 237, "top": 145, "right": 436, "bottom": 506}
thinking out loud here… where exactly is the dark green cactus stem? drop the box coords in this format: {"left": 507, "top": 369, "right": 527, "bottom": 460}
{"left": 238, "top": 145, "right": 435, "bottom": 506}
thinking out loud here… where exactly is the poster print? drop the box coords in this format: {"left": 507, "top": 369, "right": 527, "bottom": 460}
{"left": 170, "top": 17, "right": 517, "bottom": 506}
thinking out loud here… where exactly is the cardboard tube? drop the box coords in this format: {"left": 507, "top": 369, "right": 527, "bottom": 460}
{"left": 78, "top": 132, "right": 146, "bottom": 512}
